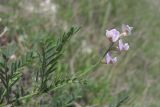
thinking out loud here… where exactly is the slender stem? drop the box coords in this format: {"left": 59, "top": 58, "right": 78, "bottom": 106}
{"left": 101, "top": 42, "right": 114, "bottom": 60}
{"left": 49, "top": 82, "right": 68, "bottom": 92}
{"left": 18, "top": 92, "right": 38, "bottom": 101}
{"left": 79, "top": 42, "right": 114, "bottom": 77}
{"left": 16, "top": 82, "right": 69, "bottom": 102}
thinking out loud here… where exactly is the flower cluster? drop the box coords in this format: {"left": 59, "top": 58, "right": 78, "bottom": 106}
{"left": 104, "top": 24, "right": 133, "bottom": 64}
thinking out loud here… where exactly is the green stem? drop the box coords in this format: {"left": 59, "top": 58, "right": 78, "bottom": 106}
{"left": 17, "top": 82, "right": 69, "bottom": 102}
{"left": 79, "top": 42, "right": 114, "bottom": 77}
{"left": 18, "top": 92, "right": 38, "bottom": 101}
{"left": 102, "top": 42, "right": 114, "bottom": 59}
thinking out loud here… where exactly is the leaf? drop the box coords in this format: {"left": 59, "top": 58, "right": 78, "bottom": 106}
{"left": 9, "top": 76, "right": 20, "bottom": 87}
{"left": 37, "top": 27, "right": 80, "bottom": 93}
{"left": 0, "top": 74, "right": 7, "bottom": 88}
{"left": 46, "top": 54, "right": 62, "bottom": 66}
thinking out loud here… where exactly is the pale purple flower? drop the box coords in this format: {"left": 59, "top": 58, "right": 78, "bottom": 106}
{"left": 105, "top": 52, "right": 117, "bottom": 64}
{"left": 106, "top": 29, "right": 120, "bottom": 42}
{"left": 118, "top": 39, "right": 129, "bottom": 51}
{"left": 122, "top": 24, "right": 133, "bottom": 35}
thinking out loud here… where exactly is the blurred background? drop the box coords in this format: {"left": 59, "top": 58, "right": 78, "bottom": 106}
{"left": 0, "top": 0, "right": 160, "bottom": 106}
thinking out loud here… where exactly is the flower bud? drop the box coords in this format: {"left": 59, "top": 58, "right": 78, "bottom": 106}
{"left": 122, "top": 24, "right": 133, "bottom": 36}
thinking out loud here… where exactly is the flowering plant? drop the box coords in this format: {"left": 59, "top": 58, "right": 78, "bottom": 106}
{"left": 104, "top": 24, "right": 133, "bottom": 64}
{"left": 0, "top": 22, "right": 133, "bottom": 106}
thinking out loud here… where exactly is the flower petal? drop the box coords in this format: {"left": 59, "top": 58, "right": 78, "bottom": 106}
{"left": 105, "top": 52, "right": 117, "bottom": 64}
{"left": 118, "top": 39, "right": 129, "bottom": 51}
{"left": 106, "top": 29, "right": 120, "bottom": 42}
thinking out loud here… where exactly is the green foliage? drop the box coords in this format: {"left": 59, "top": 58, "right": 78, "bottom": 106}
{"left": 37, "top": 27, "right": 80, "bottom": 93}
{"left": 0, "top": 48, "right": 33, "bottom": 104}
{"left": 0, "top": 26, "right": 81, "bottom": 106}
{"left": 0, "top": 0, "right": 160, "bottom": 106}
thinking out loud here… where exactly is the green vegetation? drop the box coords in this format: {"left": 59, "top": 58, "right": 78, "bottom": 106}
{"left": 0, "top": 0, "right": 159, "bottom": 106}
